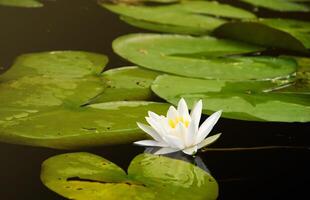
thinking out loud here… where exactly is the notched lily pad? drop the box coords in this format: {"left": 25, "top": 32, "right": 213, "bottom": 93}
{"left": 0, "top": 101, "right": 169, "bottom": 149}
{"left": 0, "top": 0, "right": 43, "bottom": 8}
{"left": 101, "top": 1, "right": 256, "bottom": 34}
{"left": 41, "top": 152, "right": 218, "bottom": 200}
{"left": 214, "top": 18, "right": 310, "bottom": 52}
{"left": 0, "top": 51, "right": 169, "bottom": 149}
{"left": 151, "top": 71, "right": 310, "bottom": 122}
{"left": 88, "top": 66, "right": 161, "bottom": 104}
{"left": 113, "top": 33, "right": 298, "bottom": 80}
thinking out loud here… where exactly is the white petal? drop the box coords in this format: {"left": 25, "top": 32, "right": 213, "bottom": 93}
{"left": 154, "top": 147, "right": 180, "bottom": 155}
{"left": 148, "top": 111, "right": 161, "bottom": 120}
{"left": 177, "top": 98, "right": 190, "bottom": 119}
{"left": 197, "top": 110, "right": 222, "bottom": 143}
{"left": 146, "top": 117, "right": 166, "bottom": 137}
{"left": 158, "top": 116, "right": 171, "bottom": 134}
{"left": 185, "top": 120, "right": 196, "bottom": 147}
{"left": 182, "top": 146, "right": 198, "bottom": 155}
{"left": 197, "top": 133, "right": 222, "bottom": 149}
{"left": 167, "top": 106, "right": 178, "bottom": 119}
{"left": 174, "top": 122, "right": 188, "bottom": 146}
{"left": 190, "top": 100, "right": 202, "bottom": 131}
{"left": 146, "top": 117, "right": 183, "bottom": 149}
{"left": 163, "top": 134, "right": 184, "bottom": 149}
{"left": 134, "top": 140, "right": 168, "bottom": 147}
{"left": 137, "top": 122, "right": 162, "bottom": 142}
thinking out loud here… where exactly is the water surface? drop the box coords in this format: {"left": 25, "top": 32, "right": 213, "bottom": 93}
{"left": 0, "top": 0, "right": 309, "bottom": 199}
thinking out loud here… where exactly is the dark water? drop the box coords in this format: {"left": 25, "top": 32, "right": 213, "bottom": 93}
{"left": 0, "top": 0, "right": 309, "bottom": 199}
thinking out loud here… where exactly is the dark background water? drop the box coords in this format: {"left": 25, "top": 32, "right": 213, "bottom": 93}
{"left": 0, "top": 0, "right": 309, "bottom": 199}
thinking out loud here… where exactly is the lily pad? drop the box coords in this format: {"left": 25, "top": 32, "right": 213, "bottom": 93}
{"left": 151, "top": 72, "right": 310, "bottom": 122}
{"left": 88, "top": 66, "right": 160, "bottom": 104}
{"left": 41, "top": 152, "right": 218, "bottom": 200}
{"left": 113, "top": 33, "right": 298, "bottom": 80}
{"left": 214, "top": 18, "right": 310, "bottom": 52}
{"left": 0, "top": 51, "right": 107, "bottom": 107}
{"left": 0, "top": 0, "right": 43, "bottom": 8}
{"left": 0, "top": 51, "right": 169, "bottom": 149}
{"left": 240, "top": 0, "right": 310, "bottom": 12}
{"left": 0, "top": 101, "right": 169, "bottom": 149}
{"left": 120, "top": 16, "right": 206, "bottom": 35}
{"left": 101, "top": 1, "right": 256, "bottom": 34}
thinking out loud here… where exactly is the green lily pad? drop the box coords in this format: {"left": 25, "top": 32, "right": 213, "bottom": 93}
{"left": 0, "top": 51, "right": 169, "bottom": 149}
{"left": 0, "top": 51, "right": 107, "bottom": 110}
{"left": 240, "top": 0, "right": 310, "bottom": 12}
{"left": 151, "top": 71, "right": 310, "bottom": 122}
{"left": 114, "top": 0, "right": 179, "bottom": 3}
{"left": 0, "top": 0, "right": 43, "bottom": 8}
{"left": 101, "top": 1, "right": 256, "bottom": 34}
{"left": 214, "top": 18, "right": 310, "bottom": 52}
{"left": 120, "top": 15, "right": 207, "bottom": 35}
{"left": 41, "top": 152, "right": 218, "bottom": 200}
{"left": 113, "top": 33, "right": 298, "bottom": 80}
{"left": 0, "top": 101, "right": 169, "bottom": 149}
{"left": 88, "top": 66, "right": 160, "bottom": 104}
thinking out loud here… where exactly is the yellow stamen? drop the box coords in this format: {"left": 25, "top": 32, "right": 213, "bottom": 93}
{"left": 169, "top": 117, "right": 189, "bottom": 128}
{"left": 169, "top": 119, "right": 176, "bottom": 128}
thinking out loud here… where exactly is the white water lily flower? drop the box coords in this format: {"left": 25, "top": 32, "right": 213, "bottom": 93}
{"left": 134, "top": 98, "right": 222, "bottom": 155}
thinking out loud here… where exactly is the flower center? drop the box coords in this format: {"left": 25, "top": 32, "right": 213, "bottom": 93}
{"left": 168, "top": 117, "right": 189, "bottom": 128}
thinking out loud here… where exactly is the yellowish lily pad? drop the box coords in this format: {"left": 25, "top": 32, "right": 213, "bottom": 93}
{"left": 0, "top": 0, "right": 43, "bottom": 8}
{"left": 41, "top": 152, "right": 219, "bottom": 200}
{"left": 240, "top": 0, "right": 310, "bottom": 12}
{"left": 0, "top": 51, "right": 169, "bottom": 149}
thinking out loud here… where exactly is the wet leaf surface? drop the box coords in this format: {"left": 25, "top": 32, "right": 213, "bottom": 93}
{"left": 88, "top": 66, "right": 160, "bottom": 104}
{"left": 41, "top": 152, "right": 218, "bottom": 200}
{"left": 0, "top": 0, "right": 43, "bottom": 8}
{"left": 240, "top": 0, "right": 310, "bottom": 12}
{"left": 0, "top": 51, "right": 169, "bottom": 149}
{"left": 151, "top": 70, "right": 310, "bottom": 122}
{"left": 113, "top": 33, "right": 297, "bottom": 80}
{"left": 101, "top": 1, "right": 255, "bottom": 34}
{"left": 214, "top": 18, "right": 310, "bottom": 51}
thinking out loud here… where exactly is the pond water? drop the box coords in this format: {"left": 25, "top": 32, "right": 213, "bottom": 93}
{"left": 0, "top": 0, "right": 309, "bottom": 199}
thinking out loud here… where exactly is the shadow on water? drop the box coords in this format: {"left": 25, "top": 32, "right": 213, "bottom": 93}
{"left": 0, "top": 0, "right": 309, "bottom": 199}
